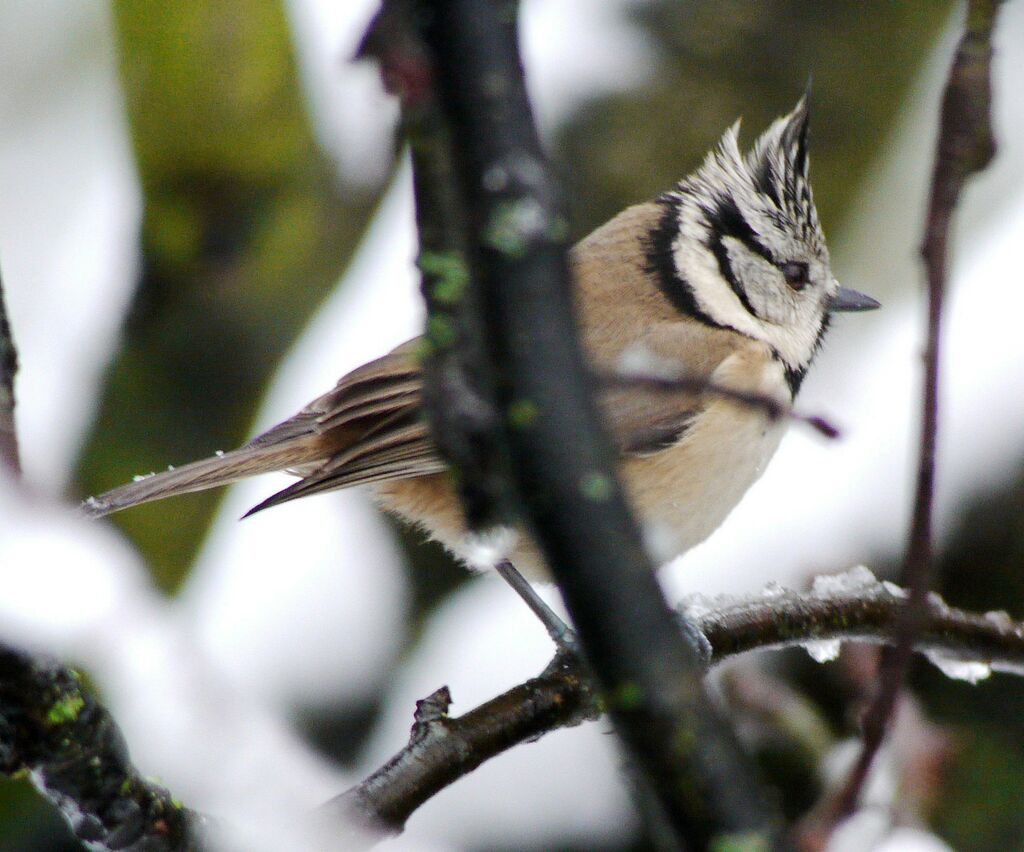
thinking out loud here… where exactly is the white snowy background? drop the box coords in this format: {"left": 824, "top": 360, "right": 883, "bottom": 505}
{"left": 2, "top": 1, "right": 1023, "bottom": 849}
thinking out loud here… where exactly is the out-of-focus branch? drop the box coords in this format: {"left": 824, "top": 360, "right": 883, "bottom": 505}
{"left": 0, "top": 643, "right": 205, "bottom": 851}
{"left": 409, "top": 0, "right": 783, "bottom": 847}
{"left": 334, "top": 570, "right": 1024, "bottom": 844}
{"left": 600, "top": 371, "right": 840, "bottom": 439}
{"left": 813, "top": 1, "right": 1002, "bottom": 837}
{"left": 0, "top": 258, "right": 202, "bottom": 849}
{"left": 0, "top": 264, "right": 20, "bottom": 474}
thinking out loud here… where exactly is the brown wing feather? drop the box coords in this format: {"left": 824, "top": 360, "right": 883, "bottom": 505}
{"left": 243, "top": 408, "right": 444, "bottom": 516}
{"left": 85, "top": 340, "right": 442, "bottom": 518}
{"left": 600, "top": 383, "right": 704, "bottom": 455}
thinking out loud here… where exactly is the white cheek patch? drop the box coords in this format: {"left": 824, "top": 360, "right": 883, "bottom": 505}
{"left": 669, "top": 196, "right": 828, "bottom": 373}
{"left": 724, "top": 240, "right": 799, "bottom": 326}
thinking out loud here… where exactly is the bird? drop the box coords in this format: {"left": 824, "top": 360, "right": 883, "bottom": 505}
{"left": 84, "top": 97, "right": 878, "bottom": 590}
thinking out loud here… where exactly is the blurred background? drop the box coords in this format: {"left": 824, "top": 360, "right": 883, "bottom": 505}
{"left": 1, "top": 0, "right": 1023, "bottom": 849}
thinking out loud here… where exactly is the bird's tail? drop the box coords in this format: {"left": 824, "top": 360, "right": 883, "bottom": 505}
{"left": 81, "top": 439, "right": 321, "bottom": 519}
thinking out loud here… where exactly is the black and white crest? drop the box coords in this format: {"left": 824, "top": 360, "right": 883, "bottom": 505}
{"left": 745, "top": 96, "right": 822, "bottom": 248}
{"left": 646, "top": 96, "right": 839, "bottom": 385}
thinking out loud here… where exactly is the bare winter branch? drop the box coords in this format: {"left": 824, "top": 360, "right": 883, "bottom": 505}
{"left": 600, "top": 371, "right": 841, "bottom": 439}
{"left": 408, "top": 0, "right": 783, "bottom": 846}
{"left": 358, "top": 1, "right": 508, "bottom": 529}
{"left": 325, "top": 653, "right": 596, "bottom": 845}
{"left": 818, "top": 1, "right": 1003, "bottom": 835}
{"left": 334, "top": 570, "right": 1024, "bottom": 845}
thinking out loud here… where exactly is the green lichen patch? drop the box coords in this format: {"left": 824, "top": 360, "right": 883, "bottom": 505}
{"left": 45, "top": 693, "right": 85, "bottom": 726}
{"left": 612, "top": 681, "right": 643, "bottom": 710}
{"left": 426, "top": 315, "right": 458, "bottom": 350}
{"left": 580, "top": 472, "right": 613, "bottom": 502}
{"left": 484, "top": 198, "right": 546, "bottom": 258}
{"left": 507, "top": 399, "right": 539, "bottom": 428}
{"left": 419, "top": 250, "right": 469, "bottom": 305}
{"left": 709, "top": 830, "right": 771, "bottom": 852}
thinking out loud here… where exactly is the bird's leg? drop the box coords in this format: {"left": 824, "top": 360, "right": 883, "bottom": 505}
{"left": 494, "top": 559, "right": 577, "bottom": 652}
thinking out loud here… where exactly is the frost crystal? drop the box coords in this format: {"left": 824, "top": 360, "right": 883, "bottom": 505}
{"left": 882, "top": 581, "right": 907, "bottom": 599}
{"left": 810, "top": 565, "right": 877, "bottom": 597}
{"left": 680, "top": 594, "right": 716, "bottom": 621}
{"left": 803, "top": 639, "right": 842, "bottom": 663}
{"left": 924, "top": 651, "right": 992, "bottom": 684}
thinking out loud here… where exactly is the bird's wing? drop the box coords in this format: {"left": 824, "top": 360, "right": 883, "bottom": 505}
{"left": 600, "top": 382, "right": 704, "bottom": 455}
{"left": 593, "top": 320, "right": 747, "bottom": 456}
{"left": 84, "top": 324, "right": 746, "bottom": 519}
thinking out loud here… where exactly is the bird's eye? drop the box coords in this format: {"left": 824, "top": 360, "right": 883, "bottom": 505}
{"left": 781, "top": 261, "right": 809, "bottom": 291}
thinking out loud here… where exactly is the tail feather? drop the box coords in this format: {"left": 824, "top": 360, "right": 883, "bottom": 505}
{"left": 81, "top": 440, "right": 321, "bottom": 519}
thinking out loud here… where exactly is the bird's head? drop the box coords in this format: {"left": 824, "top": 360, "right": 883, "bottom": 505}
{"left": 648, "top": 96, "right": 878, "bottom": 392}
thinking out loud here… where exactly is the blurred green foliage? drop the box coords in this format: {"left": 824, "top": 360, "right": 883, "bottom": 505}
{"left": 76, "top": 0, "right": 378, "bottom": 590}
{"left": 556, "top": 1, "right": 951, "bottom": 240}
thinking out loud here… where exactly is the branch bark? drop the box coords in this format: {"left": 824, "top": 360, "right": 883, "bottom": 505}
{"left": 0, "top": 643, "right": 205, "bottom": 851}
{"left": 0, "top": 264, "right": 20, "bottom": 474}
{"left": 325, "top": 652, "right": 596, "bottom": 843}
{"left": 357, "top": 1, "right": 508, "bottom": 529}
{"left": 818, "top": 0, "right": 1002, "bottom": 833}
{"left": 409, "top": 1, "right": 782, "bottom": 847}
{"left": 334, "top": 572, "right": 1024, "bottom": 844}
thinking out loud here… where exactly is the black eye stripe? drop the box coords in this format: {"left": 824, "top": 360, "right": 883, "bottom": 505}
{"left": 704, "top": 197, "right": 775, "bottom": 264}
{"left": 645, "top": 194, "right": 726, "bottom": 329}
{"left": 707, "top": 231, "right": 758, "bottom": 318}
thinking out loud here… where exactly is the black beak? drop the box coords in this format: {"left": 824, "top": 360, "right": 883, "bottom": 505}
{"left": 828, "top": 287, "right": 881, "bottom": 313}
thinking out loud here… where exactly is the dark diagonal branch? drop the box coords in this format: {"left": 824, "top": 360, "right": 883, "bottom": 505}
{"left": 334, "top": 571, "right": 1024, "bottom": 844}
{"left": 410, "top": 1, "right": 783, "bottom": 847}
{"left": 0, "top": 264, "right": 20, "bottom": 474}
{"left": 357, "top": 3, "right": 507, "bottom": 529}
{"left": 0, "top": 643, "right": 206, "bottom": 851}
{"left": 817, "top": 1, "right": 1002, "bottom": 834}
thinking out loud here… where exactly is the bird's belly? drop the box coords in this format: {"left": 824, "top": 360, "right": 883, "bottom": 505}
{"left": 622, "top": 402, "right": 787, "bottom": 564}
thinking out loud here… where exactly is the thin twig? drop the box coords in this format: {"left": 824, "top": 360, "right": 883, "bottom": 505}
{"left": 811, "top": 1, "right": 1001, "bottom": 837}
{"left": 334, "top": 571, "right": 1024, "bottom": 844}
{"left": 0, "top": 263, "right": 20, "bottom": 474}
{"left": 601, "top": 371, "right": 841, "bottom": 439}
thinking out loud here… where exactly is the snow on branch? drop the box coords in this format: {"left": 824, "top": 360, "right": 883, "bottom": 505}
{"left": 332, "top": 567, "right": 1024, "bottom": 844}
